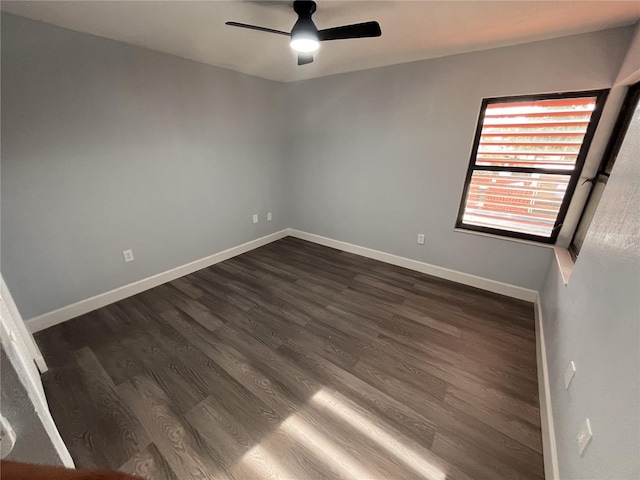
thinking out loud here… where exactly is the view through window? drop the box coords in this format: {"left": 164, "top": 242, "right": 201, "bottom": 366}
{"left": 457, "top": 91, "right": 608, "bottom": 243}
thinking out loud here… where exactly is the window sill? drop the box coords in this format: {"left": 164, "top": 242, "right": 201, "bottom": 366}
{"left": 553, "top": 247, "right": 574, "bottom": 285}
{"left": 453, "top": 228, "right": 554, "bottom": 249}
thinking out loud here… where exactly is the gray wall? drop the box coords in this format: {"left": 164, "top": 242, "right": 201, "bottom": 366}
{"left": 1, "top": 14, "right": 287, "bottom": 320}
{"left": 0, "top": 347, "right": 63, "bottom": 465}
{"left": 539, "top": 95, "right": 639, "bottom": 479}
{"left": 284, "top": 27, "right": 634, "bottom": 291}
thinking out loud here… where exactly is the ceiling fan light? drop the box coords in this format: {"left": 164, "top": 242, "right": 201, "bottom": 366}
{"left": 290, "top": 35, "right": 319, "bottom": 53}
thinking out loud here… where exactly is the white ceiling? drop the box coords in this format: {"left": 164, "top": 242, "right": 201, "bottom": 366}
{"left": 2, "top": 1, "right": 639, "bottom": 83}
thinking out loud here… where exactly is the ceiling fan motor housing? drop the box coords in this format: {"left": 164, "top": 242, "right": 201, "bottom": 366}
{"left": 293, "top": 1, "right": 317, "bottom": 17}
{"left": 292, "top": 1, "right": 319, "bottom": 37}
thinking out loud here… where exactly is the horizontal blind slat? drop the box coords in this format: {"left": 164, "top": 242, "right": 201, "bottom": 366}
{"left": 466, "top": 199, "right": 564, "bottom": 214}
{"left": 483, "top": 120, "right": 591, "bottom": 128}
{"left": 464, "top": 211, "right": 558, "bottom": 226}
{"left": 479, "top": 141, "right": 583, "bottom": 147}
{"left": 467, "top": 190, "right": 566, "bottom": 202}
{"left": 487, "top": 98, "right": 596, "bottom": 110}
{"left": 475, "top": 160, "right": 576, "bottom": 168}
{"left": 477, "top": 150, "right": 579, "bottom": 156}
{"left": 480, "top": 131, "right": 587, "bottom": 137}
{"left": 485, "top": 110, "right": 593, "bottom": 118}
{"left": 465, "top": 211, "right": 559, "bottom": 224}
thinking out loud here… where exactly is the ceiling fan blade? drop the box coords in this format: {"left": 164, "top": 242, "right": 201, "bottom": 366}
{"left": 225, "top": 21, "right": 289, "bottom": 36}
{"left": 317, "top": 21, "right": 381, "bottom": 41}
{"left": 298, "top": 53, "right": 314, "bottom": 66}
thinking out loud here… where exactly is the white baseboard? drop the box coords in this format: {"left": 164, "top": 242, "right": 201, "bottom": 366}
{"left": 26, "top": 230, "right": 289, "bottom": 333}
{"left": 287, "top": 229, "right": 538, "bottom": 302}
{"left": 28, "top": 227, "right": 537, "bottom": 331}
{"left": 27, "top": 227, "right": 537, "bottom": 333}
{"left": 535, "top": 296, "right": 560, "bottom": 480}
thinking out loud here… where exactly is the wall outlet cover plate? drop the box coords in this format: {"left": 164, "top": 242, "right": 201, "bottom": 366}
{"left": 577, "top": 418, "right": 593, "bottom": 456}
{"left": 564, "top": 360, "right": 576, "bottom": 389}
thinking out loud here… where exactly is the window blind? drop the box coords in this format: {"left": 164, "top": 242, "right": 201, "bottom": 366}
{"left": 458, "top": 93, "right": 605, "bottom": 241}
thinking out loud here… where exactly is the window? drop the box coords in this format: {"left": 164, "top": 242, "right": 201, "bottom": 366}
{"left": 456, "top": 90, "right": 608, "bottom": 243}
{"left": 570, "top": 82, "right": 640, "bottom": 258}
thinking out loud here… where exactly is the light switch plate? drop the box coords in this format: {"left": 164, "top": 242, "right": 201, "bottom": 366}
{"left": 564, "top": 360, "right": 576, "bottom": 389}
{"left": 577, "top": 418, "right": 593, "bottom": 456}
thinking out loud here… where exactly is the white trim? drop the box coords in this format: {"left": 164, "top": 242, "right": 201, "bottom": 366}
{"left": 0, "top": 279, "right": 48, "bottom": 407}
{"left": 553, "top": 247, "right": 575, "bottom": 286}
{"left": 1, "top": 288, "right": 74, "bottom": 467}
{"left": 288, "top": 229, "right": 538, "bottom": 302}
{"left": 1, "top": 277, "right": 48, "bottom": 373}
{"left": 535, "top": 296, "right": 560, "bottom": 480}
{"left": 26, "top": 230, "right": 289, "bottom": 333}
{"left": 453, "top": 227, "right": 555, "bottom": 250}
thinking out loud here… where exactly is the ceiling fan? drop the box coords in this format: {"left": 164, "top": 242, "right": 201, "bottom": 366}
{"left": 226, "top": 0, "right": 382, "bottom": 65}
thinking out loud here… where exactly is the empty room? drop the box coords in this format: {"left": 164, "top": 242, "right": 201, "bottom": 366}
{"left": 1, "top": 1, "right": 638, "bottom": 479}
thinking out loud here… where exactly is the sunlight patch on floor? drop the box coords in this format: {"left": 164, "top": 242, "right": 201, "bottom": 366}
{"left": 312, "top": 389, "right": 447, "bottom": 480}
{"left": 281, "top": 414, "right": 374, "bottom": 479}
{"left": 237, "top": 412, "right": 372, "bottom": 479}
{"left": 235, "top": 388, "right": 449, "bottom": 480}
{"left": 237, "top": 441, "right": 297, "bottom": 479}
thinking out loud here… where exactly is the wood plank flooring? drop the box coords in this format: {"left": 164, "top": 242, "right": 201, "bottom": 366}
{"left": 35, "top": 237, "right": 544, "bottom": 480}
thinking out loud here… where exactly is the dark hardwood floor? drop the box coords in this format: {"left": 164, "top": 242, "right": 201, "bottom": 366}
{"left": 35, "top": 237, "right": 544, "bottom": 480}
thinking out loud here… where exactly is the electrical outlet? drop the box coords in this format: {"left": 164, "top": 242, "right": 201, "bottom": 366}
{"left": 417, "top": 234, "right": 425, "bottom": 245}
{"left": 253, "top": 214, "right": 259, "bottom": 224}
{"left": 267, "top": 212, "right": 273, "bottom": 221}
{"left": 577, "top": 419, "right": 593, "bottom": 456}
{"left": 122, "top": 249, "right": 134, "bottom": 263}
{"left": 564, "top": 361, "right": 576, "bottom": 389}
